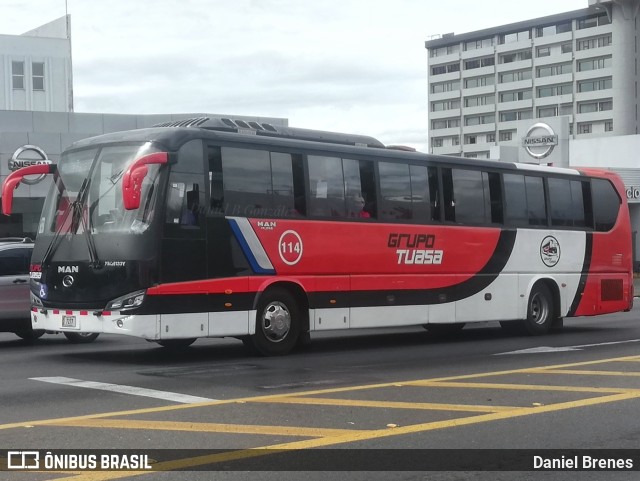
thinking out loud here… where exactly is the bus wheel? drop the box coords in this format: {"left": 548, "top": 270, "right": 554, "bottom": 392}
{"left": 64, "top": 332, "right": 100, "bottom": 343}
{"left": 15, "top": 328, "right": 45, "bottom": 341}
{"left": 522, "top": 283, "right": 555, "bottom": 335}
{"left": 252, "top": 288, "right": 300, "bottom": 356}
{"left": 157, "top": 338, "right": 196, "bottom": 349}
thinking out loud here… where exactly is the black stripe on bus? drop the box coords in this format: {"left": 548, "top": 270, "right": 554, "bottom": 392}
{"left": 567, "top": 232, "right": 593, "bottom": 317}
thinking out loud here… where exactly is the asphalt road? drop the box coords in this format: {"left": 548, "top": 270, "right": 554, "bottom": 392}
{"left": 1, "top": 307, "right": 640, "bottom": 481}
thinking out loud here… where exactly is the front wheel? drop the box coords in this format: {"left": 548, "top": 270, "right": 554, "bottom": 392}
{"left": 64, "top": 332, "right": 100, "bottom": 344}
{"left": 15, "top": 328, "right": 45, "bottom": 341}
{"left": 522, "top": 283, "right": 556, "bottom": 335}
{"left": 251, "top": 288, "right": 300, "bottom": 356}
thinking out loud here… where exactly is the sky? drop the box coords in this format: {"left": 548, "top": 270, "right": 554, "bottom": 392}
{"left": 2, "top": 0, "right": 588, "bottom": 152}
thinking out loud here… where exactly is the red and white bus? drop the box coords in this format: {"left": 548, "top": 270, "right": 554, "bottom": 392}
{"left": 1, "top": 118, "right": 633, "bottom": 355}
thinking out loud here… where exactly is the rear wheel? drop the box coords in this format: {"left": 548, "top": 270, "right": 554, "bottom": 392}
{"left": 15, "top": 328, "right": 45, "bottom": 341}
{"left": 251, "top": 288, "right": 300, "bottom": 356}
{"left": 522, "top": 283, "right": 555, "bottom": 335}
{"left": 64, "top": 332, "right": 100, "bottom": 344}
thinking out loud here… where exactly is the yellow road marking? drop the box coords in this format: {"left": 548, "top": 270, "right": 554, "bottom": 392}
{"left": 527, "top": 368, "right": 640, "bottom": 377}
{"left": 250, "top": 396, "right": 518, "bottom": 413}
{"left": 46, "top": 391, "right": 640, "bottom": 481}
{"left": 48, "top": 419, "right": 360, "bottom": 438}
{"left": 406, "top": 380, "right": 633, "bottom": 393}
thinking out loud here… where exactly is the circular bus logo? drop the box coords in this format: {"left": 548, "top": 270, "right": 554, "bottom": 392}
{"left": 522, "top": 123, "right": 558, "bottom": 160}
{"left": 9, "top": 145, "right": 52, "bottom": 185}
{"left": 278, "top": 230, "right": 303, "bottom": 265}
{"left": 540, "top": 236, "right": 560, "bottom": 267}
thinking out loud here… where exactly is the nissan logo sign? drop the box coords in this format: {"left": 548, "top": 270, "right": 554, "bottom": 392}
{"left": 522, "top": 123, "right": 558, "bottom": 160}
{"left": 8, "top": 145, "right": 52, "bottom": 185}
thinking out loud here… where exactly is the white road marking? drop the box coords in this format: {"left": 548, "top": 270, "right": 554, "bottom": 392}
{"left": 30, "top": 377, "right": 215, "bottom": 404}
{"left": 496, "top": 339, "right": 640, "bottom": 356}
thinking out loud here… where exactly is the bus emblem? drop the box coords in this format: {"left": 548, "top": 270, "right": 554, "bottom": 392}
{"left": 540, "top": 236, "right": 560, "bottom": 267}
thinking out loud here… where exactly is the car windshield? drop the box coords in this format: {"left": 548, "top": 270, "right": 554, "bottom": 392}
{"left": 38, "top": 142, "right": 162, "bottom": 236}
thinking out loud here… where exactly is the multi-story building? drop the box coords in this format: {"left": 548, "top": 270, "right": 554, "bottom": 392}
{"left": 0, "top": 16, "right": 73, "bottom": 112}
{"left": 424, "top": 0, "right": 637, "bottom": 160}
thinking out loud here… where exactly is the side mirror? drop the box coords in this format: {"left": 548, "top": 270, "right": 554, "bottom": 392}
{"left": 122, "top": 152, "right": 168, "bottom": 210}
{"left": 2, "top": 164, "right": 56, "bottom": 215}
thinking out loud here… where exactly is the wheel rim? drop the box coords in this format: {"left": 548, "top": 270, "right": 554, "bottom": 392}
{"left": 261, "top": 301, "right": 291, "bottom": 342}
{"left": 530, "top": 292, "right": 550, "bottom": 325}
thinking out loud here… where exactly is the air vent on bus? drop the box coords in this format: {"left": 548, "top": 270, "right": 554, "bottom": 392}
{"left": 152, "top": 117, "right": 385, "bottom": 148}
{"left": 153, "top": 117, "right": 210, "bottom": 128}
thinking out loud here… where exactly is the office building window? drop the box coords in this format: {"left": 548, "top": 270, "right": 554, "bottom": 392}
{"left": 578, "top": 77, "right": 612, "bottom": 93}
{"left": 577, "top": 13, "right": 611, "bottom": 30}
{"left": 561, "top": 43, "right": 573, "bottom": 53}
{"left": 578, "top": 99, "right": 613, "bottom": 113}
{"left": 430, "top": 44, "right": 460, "bottom": 57}
{"left": 431, "top": 80, "right": 460, "bottom": 93}
{"left": 537, "top": 47, "right": 551, "bottom": 57}
{"left": 464, "top": 38, "right": 493, "bottom": 50}
{"left": 500, "top": 90, "right": 532, "bottom": 102}
{"left": 499, "top": 70, "right": 532, "bottom": 83}
{"left": 604, "top": 120, "right": 613, "bottom": 132}
{"left": 537, "top": 63, "right": 572, "bottom": 78}
{"left": 500, "top": 110, "right": 533, "bottom": 122}
{"left": 465, "top": 57, "right": 495, "bottom": 70}
{"left": 577, "top": 123, "right": 592, "bottom": 134}
{"left": 486, "top": 133, "right": 496, "bottom": 143}
{"left": 577, "top": 34, "right": 611, "bottom": 51}
{"left": 464, "top": 75, "right": 494, "bottom": 88}
{"left": 499, "top": 131, "right": 514, "bottom": 141}
{"left": 431, "top": 63, "right": 460, "bottom": 76}
{"left": 536, "top": 21, "right": 572, "bottom": 37}
{"left": 432, "top": 118, "right": 460, "bottom": 130}
{"left": 432, "top": 99, "right": 460, "bottom": 112}
{"left": 499, "top": 50, "right": 532, "bottom": 63}
{"left": 499, "top": 30, "right": 531, "bottom": 44}
{"left": 12, "top": 61, "right": 24, "bottom": 89}
{"left": 577, "top": 56, "right": 612, "bottom": 72}
{"left": 32, "top": 62, "right": 45, "bottom": 91}
{"left": 538, "top": 106, "right": 558, "bottom": 118}
{"left": 464, "top": 94, "right": 495, "bottom": 107}
{"left": 537, "top": 83, "right": 572, "bottom": 98}
{"left": 432, "top": 138, "right": 444, "bottom": 148}
{"left": 464, "top": 114, "right": 495, "bottom": 126}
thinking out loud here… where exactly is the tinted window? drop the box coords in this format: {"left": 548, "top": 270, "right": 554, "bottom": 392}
{"left": 166, "top": 140, "right": 206, "bottom": 229}
{"left": 222, "top": 147, "right": 272, "bottom": 216}
{"left": 504, "top": 174, "right": 547, "bottom": 226}
{"left": 379, "top": 162, "right": 412, "bottom": 220}
{"left": 308, "top": 155, "right": 345, "bottom": 217}
{"left": 0, "top": 247, "right": 30, "bottom": 276}
{"left": 444, "top": 169, "right": 500, "bottom": 224}
{"left": 525, "top": 176, "right": 547, "bottom": 226}
{"left": 343, "top": 159, "right": 376, "bottom": 219}
{"left": 592, "top": 178, "right": 620, "bottom": 231}
{"left": 548, "top": 178, "right": 587, "bottom": 228}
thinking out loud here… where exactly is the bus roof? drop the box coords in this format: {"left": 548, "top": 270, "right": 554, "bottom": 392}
{"left": 65, "top": 119, "right": 611, "bottom": 180}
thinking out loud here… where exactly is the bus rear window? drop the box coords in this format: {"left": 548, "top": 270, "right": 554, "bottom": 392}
{"left": 592, "top": 178, "right": 620, "bottom": 231}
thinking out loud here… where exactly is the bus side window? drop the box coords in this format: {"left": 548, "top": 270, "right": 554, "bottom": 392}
{"left": 308, "top": 155, "right": 345, "bottom": 218}
{"left": 344, "top": 158, "right": 376, "bottom": 219}
{"left": 291, "top": 155, "right": 306, "bottom": 216}
{"left": 165, "top": 140, "right": 205, "bottom": 230}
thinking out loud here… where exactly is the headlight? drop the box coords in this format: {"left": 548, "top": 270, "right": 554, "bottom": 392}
{"left": 30, "top": 291, "right": 43, "bottom": 307}
{"left": 105, "top": 290, "right": 146, "bottom": 311}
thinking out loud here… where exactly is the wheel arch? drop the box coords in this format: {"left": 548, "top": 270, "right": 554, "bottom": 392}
{"left": 522, "top": 277, "right": 562, "bottom": 320}
{"left": 251, "top": 280, "right": 310, "bottom": 335}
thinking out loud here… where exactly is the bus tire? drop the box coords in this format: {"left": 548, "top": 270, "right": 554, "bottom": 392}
{"left": 15, "top": 328, "right": 45, "bottom": 341}
{"left": 64, "top": 332, "right": 100, "bottom": 344}
{"left": 157, "top": 338, "right": 196, "bottom": 349}
{"left": 252, "top": 288, "right": 300, "bottom": 356}
{"left": 522, "top": 283, "right": 555, "bottom": 335}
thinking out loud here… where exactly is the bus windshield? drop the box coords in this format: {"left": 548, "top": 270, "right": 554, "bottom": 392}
{"left": 39, "top": 142, "right": 162, "bottom": 237}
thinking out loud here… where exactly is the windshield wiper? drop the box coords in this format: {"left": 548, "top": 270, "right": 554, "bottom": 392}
{"left": 72, "top": 177, "right": 101, "bottom": 269}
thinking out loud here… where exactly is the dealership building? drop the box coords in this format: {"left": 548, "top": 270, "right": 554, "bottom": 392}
{"left": 424, "top": 0, "right": 640, "bottom": 264}
{"left": 0, "top": 16, "right": 286, "bottom": 239}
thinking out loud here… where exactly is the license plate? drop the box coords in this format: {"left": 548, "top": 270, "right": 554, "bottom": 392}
{"left": 62, "top": 316, "right": 77, "bottom": 329}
